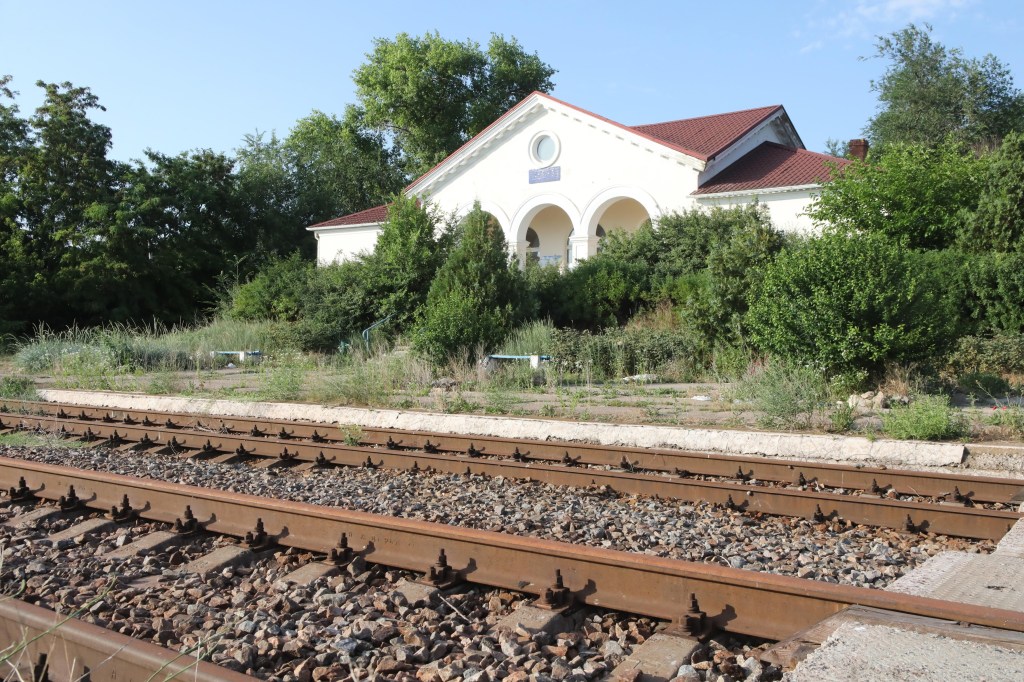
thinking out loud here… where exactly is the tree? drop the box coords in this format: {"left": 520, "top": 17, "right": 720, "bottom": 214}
{"left": 806, "top": 138, "right": 987, "bottom": 250}
{"left": 413, "top": 204, "right": 525, "bottom": 363}
{"left": 0, "top": 76, "right": 35, "bottom": 333}
{"left": 353, "top": 32, "right": 555, "bottom": 175}
{"left": 866, "top": 24, "right": 1024, "bottom": 149}
{"left": 960, "top": 131, "right": 1024, "bottom": 252}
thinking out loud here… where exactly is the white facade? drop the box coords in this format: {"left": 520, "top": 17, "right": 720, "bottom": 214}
{"left": 310, "top": 93, "right": 838, "bottom": 266}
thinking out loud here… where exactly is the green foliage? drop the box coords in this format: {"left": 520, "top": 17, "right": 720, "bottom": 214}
{"left": 747, "top": 232, "right": 956, "bottom": 374}
{"left": 288, "top": 260, "right": 372, "bottom": 352}
{"left": 360, "top": 195, "right": 450, "bottom": 330}
{"left": 549, "top": 327, "right": 705, "bottom": 381}
{"left": 413, "top": 206, "right": 525, "bottom": 363}
{"left": 957, "top": 372, "right": 1011, "bottom": 397}
{"left": 882, "top": 394, "right": 969, "bottom": 441}
{"left": 498, "top": 319, "right": 556, "bottom": 356}
{"left": 961, "top": 252, "right": 1024, "bottom": 334}
{"left": 947, "top": 333, "right": 1024, "bottom": 377}
{"left": 866, "top": 23, "right": 1024, "bottom": 149}
{"left": 540, "top": 257, "right": 650, "bottom": 329}
{"left": 807, "top": 138, "right": 986, "bottom": 250}
{"left": 353, "top": 32, "right": 555, "bottom": 176}
{"left": 0, "top": 376, "right": 36, "bottom": 399}
{"left": 962, "top": 131, "right": 1024, "bottom": 252}
{"left": 731, "top": 361, "right": 831, "bottom": 430}
{"left": 229, "top": 252, "right": 314, "bottom": 322}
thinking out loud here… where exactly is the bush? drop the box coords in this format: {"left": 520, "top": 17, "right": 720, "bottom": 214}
{"left": 228, "top": 252, "right": 313, "bottom": 322}
{"left": 550, "top": 327, "right": 706, "bottom": 381}
{"left": 0, "top": 376, "right": 36, "bottom": 400}
{"left": 541, "top": 257, "right": 650, "bottom": 329}
{"left": 882, "top": 394, "right": 969, "bottom": 440}
{"left": 747, "top": 231, "right": 956, "bottom": 374}
{"left": 947, "top": 333, "right": 1024, "bottom": 377}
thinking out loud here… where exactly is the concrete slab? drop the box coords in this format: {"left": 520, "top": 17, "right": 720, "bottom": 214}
{"left": 886, "top": 552, "right": 1024, "bottom": 611}
{"left": 996, "top": 520, "right": 1024, "bottom": 558}
{"left": 491, "top": 604, "right": 580, "bottom": 637}
{"left": 787, "top": 622, "right": 1024, "bottom": 681}
{"left": 179, "top": 545, "right": 253, "bottom": 579}
{"left": 610, "top": 632, "right": 701, "bottom": 682}
{"left": 39, "top": 390, "right": 966, "bottom": 468}
{"left": 393, "top": 579, "right": 439, "bottom": 607}
{"left": 764, "top": 605, "right": 1024, "bottom": 671}
{"left": 277, "top": 561, "right": 339, "bottom": 587}
{"left": 102, "top": 530, "right": 182, "bottom": 559}
{"left": 2, "top": 506, "right": 63, "bottom": 529}
{"left": 40, "top": 517, "right": 115, "bottom": 547}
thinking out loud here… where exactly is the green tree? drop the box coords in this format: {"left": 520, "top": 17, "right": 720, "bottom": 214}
{"left": 0, "top": 76, "right": 35, "bottom": 333}
{"left": 747, "top": 231, "right": 956, "bottom": 374}
{"left": 806, "top": 138, "right": 987, "bottom": 250}
{"left": 353, "top": 32, "right": 555, "bottom": 175}
{"left": 866, "top": 24, "right": 1024, "bottom": 149}
{"left": 961, "top": 131, "right": 1024, "bottom": 252}
{"left": 413, "top": 204, "right": 525, "bottom": 363}
{"left": 360, "top": 195, "right": 449, "bottom": 330}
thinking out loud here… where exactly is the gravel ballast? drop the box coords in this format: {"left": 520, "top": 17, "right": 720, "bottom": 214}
{"left": 0, "top": 444, "right": 994, "bottom": 589}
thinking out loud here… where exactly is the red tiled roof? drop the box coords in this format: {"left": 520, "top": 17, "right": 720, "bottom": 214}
{"left": 309, "top": 204, "right": 389, "bottom": 229}
{"left": 632, "top": 105, "right": 783, "bottom": 161}
{"left": 692, "top": 142, "right": 849, "bottom": 195}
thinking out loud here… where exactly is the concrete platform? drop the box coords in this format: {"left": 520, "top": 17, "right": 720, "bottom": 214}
{"left": 996, "top": 520, "right": 1024, "bottom": 558}
{"left": 886, "top": 552, "right": 1024, "bottom": 610}
{"left": 38, "top": 389, "right": 967, "bottom": 468}
{"left": 786, "top": 622, "right": 1024, "bottom": 681}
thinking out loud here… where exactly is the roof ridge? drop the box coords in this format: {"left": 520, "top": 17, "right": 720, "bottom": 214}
{"left": 631, "top": 104, "right": 782, "bottom": 130}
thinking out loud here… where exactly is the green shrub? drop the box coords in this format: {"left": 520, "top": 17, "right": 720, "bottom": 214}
{"left": 730, "top": 361, "right": 831, "bottom": 430}
{"left": 747, "top": 232, "right": 956, "bottom": 374}
{"left": 883, "top": 394, "right": 969, "bottom": 440}
{"left": 947, "top": 333, "right": 1024, "bottom": 377}
{"left": 413, "top": 206, "right": 526, "bottom": 364}
{"left": 229, "top": 252, "right": 313, "bottom": 322}
{"left": 957, "top": 372, "right": 1012, "bottom": 397}
{"left": 550, "top": 327, "right": 706, "bottom": 381}
{"left": 542, "top": 257, "right": 650, "bottom": 329}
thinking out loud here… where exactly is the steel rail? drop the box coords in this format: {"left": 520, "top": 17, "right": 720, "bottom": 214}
{"left": 4, "top": 399, "right": 1022, "bottom": 504}
{"left": 2, "top": 457, "right": 1024, "bottom": 643}
{"left": 4, "top": 413, "right": 1019, "bottom": 540}
{"left": 0, "top": 596, "right": 254, "bottom": 682}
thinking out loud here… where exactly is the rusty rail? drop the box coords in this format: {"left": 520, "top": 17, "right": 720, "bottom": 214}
{"left": 3, "top": 412, "right": 1019, "bottom": 540}
{"left": 2, "top": 456, "right": 1024, "bottom": 642}
{"left": 4, "top": 399, "right": 1022, "bottom": 504}
{"left": 0, "top": 596, "right": 254, "bottom": 682}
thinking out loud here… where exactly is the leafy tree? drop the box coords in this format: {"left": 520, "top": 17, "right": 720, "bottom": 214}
{"left": 413, "top": 204, "right": 525, "bottom": 363}
{"left": 747, "top": 231, "right": 956, "bottom": 374}
{"left": 0, "top": 76, "right": 34, "bottom": 333}
{"left": 866, "top": 24, "right": 1024, "bottom": 149}
{"left": 353, "top": 32, "right": 555, "bottom": 175}
{"left": 961, "top": 131, "right": 1024, "bottom": 252}
{"left": 360, "top": 195, "right": 449, "bottom": 330}
{"left": 806, "top": 138, "right": 987, "bottom": 250}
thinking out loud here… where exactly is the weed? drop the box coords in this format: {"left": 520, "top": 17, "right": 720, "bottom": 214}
{"left": 255, "top": 356, "right": 309, "bottom": 402}
{"left": 730, "top": 361, "right": 830, "bottom": 430}
{"left": 0, "top": 376, "right": 36, "bottom": 400}
{"left": 882, "top": 395, "right": 969, "bottom": 441}
{"left": 340, "top": 425, "right": 364, "bottom": 446}
{"left": 441, "top": 393, "right": 478, "bottom": 414}
{"left": 828, "top": 403, "right": 855, "bottom": 433}
{"left": 985, "top": 398, "right": 1024, "bottom": 438}
{"left": 958, "top": 372, "right": 1011, "bottom": 397}
{"left": 0, "top": 431, "right": 88, "bottom": 448}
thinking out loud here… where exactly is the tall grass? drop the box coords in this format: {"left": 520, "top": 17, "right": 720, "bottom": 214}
{"left": 498, "top": 319, "right": 555, "bottom": 356}
{"left": 14, "top": 320, "right": 294, "bottom": 375}
{"left": 309, "top": 345, "right": 438, "bottom": 407}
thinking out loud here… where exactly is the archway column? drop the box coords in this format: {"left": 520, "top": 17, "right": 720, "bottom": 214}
{"left": 568, "top": 234, "right": 599, "bottom": 265}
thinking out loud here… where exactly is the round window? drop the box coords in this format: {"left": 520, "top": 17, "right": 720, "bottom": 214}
{"left": 529, "top": 131, "right": 560, "bottom": 167}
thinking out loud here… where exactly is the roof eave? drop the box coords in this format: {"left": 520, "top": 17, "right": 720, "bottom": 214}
{"left": 692, "top": 183, "right": 821, "bottom": 199}
{"left": 306, "top": 221, "right": 384, "bottom": 232}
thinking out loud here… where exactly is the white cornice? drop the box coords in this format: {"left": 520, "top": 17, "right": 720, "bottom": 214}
{"left": 306, "top": 222, "right": 384, "bottom": 233}
{"left": 693, "top": 183, "right": 819, "bottom": 199}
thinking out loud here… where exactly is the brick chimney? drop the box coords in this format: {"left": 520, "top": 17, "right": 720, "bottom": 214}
{"left": 848, "top": 138, "right": 869, "bottom": 161}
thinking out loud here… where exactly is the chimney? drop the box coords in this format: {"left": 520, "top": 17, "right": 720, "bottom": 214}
{"left": 848, "top": 138, "right": 869, "bottom": 161}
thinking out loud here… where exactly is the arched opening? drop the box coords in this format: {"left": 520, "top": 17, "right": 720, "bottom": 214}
{"left": 528, "top": 205, "right": 573, "bottom": 268}
{"left": 592, "top": 198, "right": 650, "bottom": 238}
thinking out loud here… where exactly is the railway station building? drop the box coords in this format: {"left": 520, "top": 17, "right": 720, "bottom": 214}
{"left": 308, "top": 92, "right": 849, "bottom": 267}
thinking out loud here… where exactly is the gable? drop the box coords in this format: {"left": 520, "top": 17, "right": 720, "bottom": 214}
{"left": 694, "top": 142, "right": 849, "bottom": 195}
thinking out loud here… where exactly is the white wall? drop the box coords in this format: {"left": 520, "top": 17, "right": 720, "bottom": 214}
{"left": 314, "top": 225, "right": 382, "bottom": 265}
{"left": 695, "top": 188, "right": 820, "bottom": 234}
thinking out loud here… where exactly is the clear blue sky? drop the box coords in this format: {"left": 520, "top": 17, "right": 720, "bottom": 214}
{"left": 3, "top": 0, "right": 1022, "bottom": 162}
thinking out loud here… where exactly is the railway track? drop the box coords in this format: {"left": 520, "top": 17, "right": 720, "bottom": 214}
{"left": 1, "top": 400, "right": 1021, "bottom": 541}
{"left": 3, "top": 455, "right": 1024, "bottom": 647}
